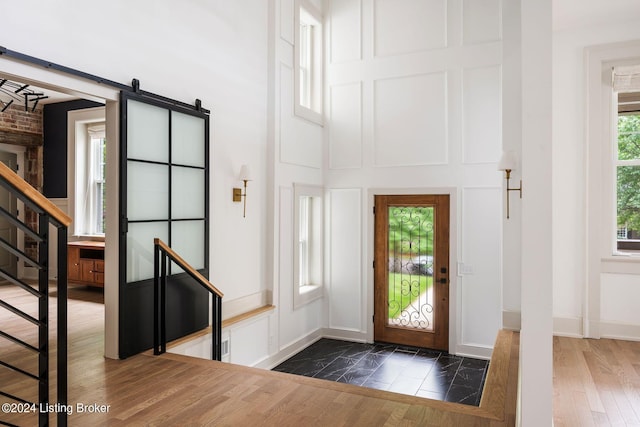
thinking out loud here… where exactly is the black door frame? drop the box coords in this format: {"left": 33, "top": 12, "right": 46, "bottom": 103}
{"left": 118, "top": 90, "right": 210, "bottom": 358}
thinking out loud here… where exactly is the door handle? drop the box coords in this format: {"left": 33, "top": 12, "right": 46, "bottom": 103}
{"left": 439, "top": 277, "right": 447, "bottom": 284}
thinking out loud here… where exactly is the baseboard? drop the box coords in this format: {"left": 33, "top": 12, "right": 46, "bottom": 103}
{"left": 254, "top": 328, "right": 371, "bottom": 370}
{"left": 599, "top": 321, "right": 640, "bottom": 341}
{"left": 504, "top": 311, "right": 586, "bottom": 339}
{"left": 253, "top": 328, "right": 324, "bottom": 370}
{"left": 502, "top": 310, "right": 521, "bottom": 331}
{"left": 321, "top": 328, "right": 369, "bottom": 343}
{"left": 553, "top": 316, "right": 583, "bottom": 338}
{"left": 454, "top": 343, "right": 493, "bottom": 360}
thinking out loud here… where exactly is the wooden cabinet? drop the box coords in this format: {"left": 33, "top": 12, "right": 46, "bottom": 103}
{"left": 68, "top": 241, "right": 105, "bottom": 287}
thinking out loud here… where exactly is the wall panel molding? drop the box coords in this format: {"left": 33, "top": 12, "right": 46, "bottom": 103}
{"left": 280, "top": 0, "right": 294, "bottom": 44}
{"left": 373, "top": 72, "right": 448, "bottom": 167}
{"left": 330, "top": 0, "right": 362, "bottom": 63}
{"left": 328, "top": 188, "right": 363, "bottom": 331}
{"left": 462, "top": 0, "right": 502, "bottom": 45}
{"left": 460, "top": 187, "right": 501, "bottom": 348}
{"left": 329, "top": 82, "right": 363, "bottom": 169}
{"left": 373, "top": 0, "right": 447, "bottom": 58}
{"left": 462, "top": 64, "right": 502, "bottom": 164}
{"left": 279, "top": 62, "right": 323, "bottom": 168}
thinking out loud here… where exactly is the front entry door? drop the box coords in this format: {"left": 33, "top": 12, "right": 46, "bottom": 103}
{"left": 374, "top": 194, "right": 449, "bottom": 351}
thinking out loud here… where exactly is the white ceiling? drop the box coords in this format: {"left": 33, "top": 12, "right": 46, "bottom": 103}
{"left": 554, "top": 0, "right": 640, "bottom": 32}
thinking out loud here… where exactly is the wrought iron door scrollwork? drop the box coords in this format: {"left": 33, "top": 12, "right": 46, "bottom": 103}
{"left": 387, "top": 206, "right": 435, "bottom": 331}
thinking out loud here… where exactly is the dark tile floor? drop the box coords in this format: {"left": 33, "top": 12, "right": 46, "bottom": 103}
{"left": 272, "top": 338, "right": 489, "bottom": 406}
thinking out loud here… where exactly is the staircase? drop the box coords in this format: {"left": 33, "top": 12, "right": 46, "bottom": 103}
{"left": 0, "top": 161, "right": 70, "bottom": 427}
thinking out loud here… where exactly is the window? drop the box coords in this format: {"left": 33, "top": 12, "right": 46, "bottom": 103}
{"left": 294, "top": 0, "right": 323, "bottom": 125}
{"left": 615, "top": 93, "right": 640, "bottom": 252}
{"left": 89, "top": 125, "right": 106, "bottom": 234}
{"left": 69, "top": 107, "right": 107, "bottom": 237}
{"left": 293, "top": 184, "right": 323, "bottom": 308}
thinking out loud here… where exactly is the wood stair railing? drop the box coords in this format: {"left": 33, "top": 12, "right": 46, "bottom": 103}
{"left": 153, "top": 238, "right": 224, "bottom": 360}
{"left": 0, "top": 161, "right": 71, "bottom": 427}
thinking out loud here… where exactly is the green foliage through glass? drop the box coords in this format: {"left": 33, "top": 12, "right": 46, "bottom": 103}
{"left": 617, "top": 115, "right": 640, "bottom": 232}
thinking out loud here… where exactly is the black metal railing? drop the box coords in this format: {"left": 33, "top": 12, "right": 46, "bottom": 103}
{"left": 0, "top": 161, "right": 70, "bottom": 427}
{"left": 153, "top": 238, "right": 223, "bottom": 361}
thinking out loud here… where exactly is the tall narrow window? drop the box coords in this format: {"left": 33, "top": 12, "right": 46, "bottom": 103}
{"left": 294, "top": 0, "right": 323, "bottom": 125}
{"left": 616, "top": 94, "right": 640, "bottom": 251}
{"left": 298, "top": 195, "right": 310, "bottom": 286}
{"left": 89, "top": 125, "right": 107, "bottom": 234}
{"left": 299, "top": 22, "right": 312, "bottom": 109}
{"left": 294, "top": 184, "right": 323, "bottom": 308}
{"left": 70, "top": 107, "right": 107, "bottom": 238}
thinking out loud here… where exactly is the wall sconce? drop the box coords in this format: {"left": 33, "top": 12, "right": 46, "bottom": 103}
{"left": 233, "top": 165, "right": 252, "bottom": 217}
{"left": 497, "top": 151, "right": 522, "bottom": 219}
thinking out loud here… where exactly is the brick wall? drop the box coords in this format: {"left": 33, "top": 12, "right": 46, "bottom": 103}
{"left": 0, "top": 103, "right": 43, "bottom": 134}
{"left": 0, "top": 103, "right": 44, "bottom": 261}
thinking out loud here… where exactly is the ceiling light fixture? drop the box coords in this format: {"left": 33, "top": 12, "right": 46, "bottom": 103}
{"left": 0, "top": 77, "right": 49, "bottom": 113}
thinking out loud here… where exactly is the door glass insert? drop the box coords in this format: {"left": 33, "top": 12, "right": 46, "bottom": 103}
{"left": 387, "top": 206, "right": 435, "bottom": 331}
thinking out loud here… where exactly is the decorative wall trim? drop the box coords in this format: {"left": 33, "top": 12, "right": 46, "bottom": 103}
{"left": 461, "top": 0, "right": 502, "bottom": 46}
{"left": 322, "top": 327, "right": 368, "bottom": 343}
{"left": 553, "top": 316, "right": 583, "bottom": 338}
{"left": 280, "top": 0, "right": 294, "bottom": 44}
{"left": 222, "top": 290, "right": 270, "bottom": 321}
{"left": 371, "top": 0, "right": 449, "bottom": 58}
{"left": 600, "top": 321, "right": 640, "bottom": 341}
{"left": 329, "top": 0, "right": 362, "bottom": 64}
{"left": 255, "top": 328, "right": 324, "bottom": 369}
{"left": 328, "top": 82, "right": 362, "bottom": 169}
{"left": 601, "top": 257, "right": 640, "bottom": 275}
{"left": 327, "top": 188, "right": 362, "bottom": 330}
{"left": 461, "top": 64, "right": 502, "bottom": 165}
{"left": 372, "top": 72, "right": 448, "bottom": 167}
{"left": 454, "top": 343, "right": 492, "bottom": 360}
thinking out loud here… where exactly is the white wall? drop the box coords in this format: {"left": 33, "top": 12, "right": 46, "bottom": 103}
{"left": 552, "top": 15, "right": 640, "bottom": 339}
{"left": 263, "top": 0, "right": 328, "bottom": 366}
{"left": 324, "top": 0, "right": 508, "bottom": 358}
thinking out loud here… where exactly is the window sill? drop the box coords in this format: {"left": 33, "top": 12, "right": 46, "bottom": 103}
{"left": 73, "top": 234, "right": 105, "bottom": 241}
{"left": 294, "top": 104, "right": 323, "bottom": 126}
{"left": 601, "top": 255, "right": 640, "bottom": 274}
{"left": 293, "top": 284, "right": 323, "bottom": 309}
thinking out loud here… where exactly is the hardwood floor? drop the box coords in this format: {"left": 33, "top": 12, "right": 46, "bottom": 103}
{"left": 10, "top": 282, "right": 639, "bottom": 426}
{"left": 553, "top": 335, "right": 640, "bottom": 426}
{"left": 1, "top": 283, "right": 518, "bottom": 426}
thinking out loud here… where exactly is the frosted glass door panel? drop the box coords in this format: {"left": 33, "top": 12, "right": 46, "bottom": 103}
{"left": 127, "top": 100, "right": 169, "bottom": 163}
{"left": 171, "top": 167, "right": 205, "bottom": 219}
{"left": 127, "top": 222, "right": 168, "bottom": 282}
{"left": 171, "top": 111, "right": 205, "bottom": 167}
{"left": 171, "top": 220, "right": 205, "bottom": 272}
{"left": 127, "top": 161, "right": 169, "bottom": 221}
